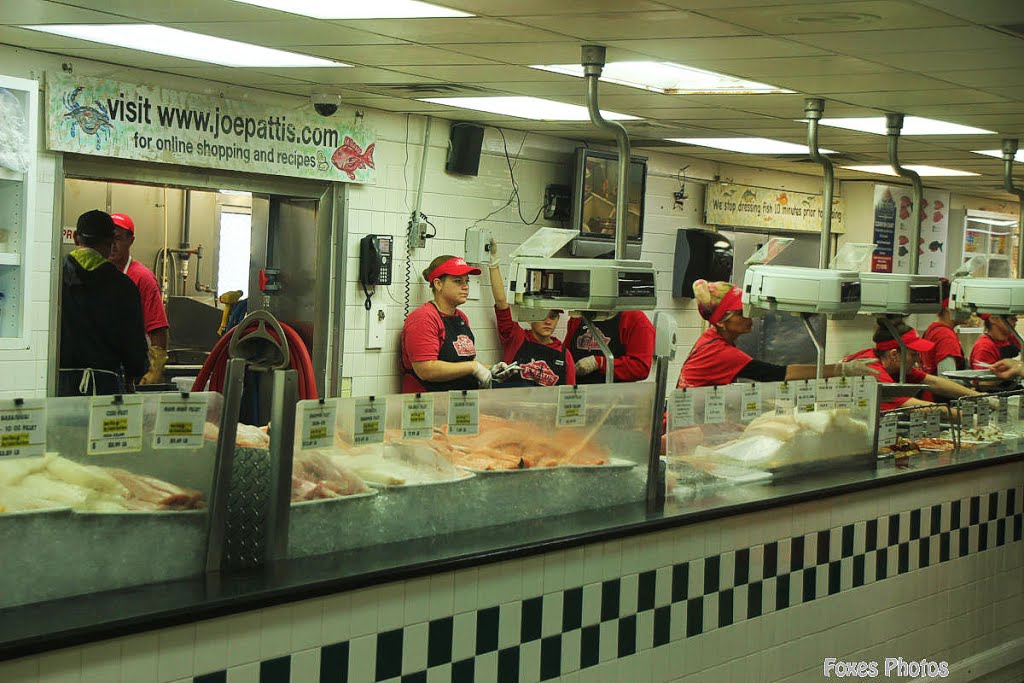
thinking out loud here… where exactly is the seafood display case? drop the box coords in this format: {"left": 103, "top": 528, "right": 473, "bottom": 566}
{"left": 664, "top": 377, "right": 879, "bottom": 489}
{"left": 288, "top": 382, "right": 656, "bottom": 558}
{"left": 0, "top": 392, "right": 221, "bottom": 608}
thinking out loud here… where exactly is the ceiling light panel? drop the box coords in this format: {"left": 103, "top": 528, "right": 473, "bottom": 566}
{"left": 228, "top": 0, "right": 471, "bottom": 18}
{"left": 22, "top": 24, "right": 347, "bottom": 67}
{"left": 842, "top": 164, "right": 979, "bottom": 177}
{"left": 419, "top": 96, "right": 638, "bottom": 121}
{"left": 973, "top": 149, "right": 1024, "bottom": 163}
{"left": 817, "top": 116, "right": 995, "bottom": 135}
{"left": 666, "top": 137, "right": 834, "bottom": 154}
{"left": 531, "top": 61, "right": 793, "bottom": 94}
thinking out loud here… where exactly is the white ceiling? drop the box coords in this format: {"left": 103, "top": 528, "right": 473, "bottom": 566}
{"left": 2, "top": 0, "right": 1024, "bottom": 198}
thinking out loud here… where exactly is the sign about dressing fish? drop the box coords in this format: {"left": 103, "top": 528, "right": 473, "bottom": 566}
{"left": 870, "top": 184, "right": 950, "bottom": 276}
{"left": 45, "top": 73, "right": 377, "bottom": 184}
{"left": 705, "top": 184, "right": 846, "bottom": 234}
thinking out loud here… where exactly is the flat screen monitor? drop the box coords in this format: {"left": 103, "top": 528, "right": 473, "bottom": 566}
{"left": 570, "top": 147, "right": 647, "bottom": 258}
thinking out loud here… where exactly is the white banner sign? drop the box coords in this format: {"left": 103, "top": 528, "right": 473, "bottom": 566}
{"left": 705, "top": 183, "right": 846, "bottom": 233}
{"left": 46, "top": 73, "right": 377, "bottom": 183}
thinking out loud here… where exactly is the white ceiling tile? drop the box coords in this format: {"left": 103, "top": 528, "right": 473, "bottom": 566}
{"left": 687, "top": 55, "right": 901, "bottom": 78}
{"left": 378, "top": 64, "right": 565, "bottom": 83}
{"left": 48, "top": 0, "right": 276, "bottom": 22}
{"left": 432, "top": 42, "right": 652, "bottom": 64}
{"left": 295, "top": 45, "right": 498, "bottom": 66}
{"left": 656, "top": 0, "right": 825, "bottom": 9}
{"left": 0, "top": 0, "right": 128, "bottom": 24}
{"left": 774, "top": 72, "right": 963, "bottom": 95}
{"left": 912, "top": 0, "right": 1024, "bottom": 24}
{"left": 0, "top": 25, "right": 120, "bottom": 50}
{"left": 783, "top": 26, "right": 1023, "bottom": 55}
{"left": 974, "top": 87, "right": 1024, "bottom": 103}
{"left": 43, "top": 47, "right": 220, "bottom": 69}
{"left": 250, "top": 66, "right": 443, "bottom": 85}
{"left": 507, "top": 11, "right": 753, "bottom": 40}
{"left": 700, "top": 0, "right": 966, "bottom": 34}
{"left": 860, "top": 48, "right": 1024, "bottom": 72}
{"left": 609, "top": 36, "right": 828, "bottom": 61}
{"left": 436, "top": 0, "right": 669, "bottom": 15}
{"left": 161, "top": 20, "right": 402, "bottom": 47}
{"left": 837, "top": 89, "right": 1011, "bottom": 109}
{"left": 160, "top": 66, "right": 321, "bottom": 86}
{"left": 926, "top": 68, "right": 1024, "bottom": 88}
{"left": 327, "top": 17, "right": 573, "bottom": 43}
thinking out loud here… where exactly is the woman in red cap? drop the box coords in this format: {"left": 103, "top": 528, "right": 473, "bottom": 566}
{"left": 844, "top": 320, "right": 979, "bottom": 410}
{"left": 919, "top": 279, "right": 967, "bottom": 376}
{"left": 968, "top": 313, "right": 1020, "bottom": 370}
{"left": 485, "top": 240, "right": 575, "bottom": 388}
{"left": 679, "top": 280, "right": 877, "bottom": 388}
{"left": 400, "top": 255, "right": 494, "bottom": 393}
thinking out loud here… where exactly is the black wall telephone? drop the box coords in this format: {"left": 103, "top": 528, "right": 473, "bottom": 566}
{"left": 360, "top": 234, "right": 393, "bottom": 286}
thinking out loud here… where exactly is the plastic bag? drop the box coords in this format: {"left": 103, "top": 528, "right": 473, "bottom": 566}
{"left": 0, "top": 89, "right": 30, "bottom": 173}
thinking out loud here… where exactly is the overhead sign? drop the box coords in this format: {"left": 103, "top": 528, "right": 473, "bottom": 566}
{"left": 45, "top": 73, "right": 376, "bottom": 184}
{"left": 870, "top": 184, "right": 950, "bottom": 275}
{"left": 705, "top": 184, "right": 846, "bottom": 233}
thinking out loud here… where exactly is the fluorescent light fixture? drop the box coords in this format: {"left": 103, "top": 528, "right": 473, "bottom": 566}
{"left": 973, "top": 149, "right": 1024, "bottom": 163}
{"left": 531, "top": 61, "right": 793, "bottom": 95}
{"left": 967, "top": 218, "right": 1017, "bottom": 227}
{"left": 22, "top": 24, "right": 347, "bottom": 67}
{"left": 419, "top": 96, "right": 638, "bottom": 121}
{"left": 842, "top": 164, "right": 979, "bottom": 177}
{"left": 816, "top": 116, "right": 994, "bottom": 136}
{"left": 666, "top": 137, "right": 834, "bottom": 155}
{"left": 229, "top": 0, "right": 472, "bottom": 18}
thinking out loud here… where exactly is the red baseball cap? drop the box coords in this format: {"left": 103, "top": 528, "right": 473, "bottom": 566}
{"left": 875, "top": 329, "right": 935, "bottom": 353}
{"left": 425, "top": 257, "right": 481, "bottom": 283}
{"left": 110, "top": 213, "right": 135, "bottom": 234}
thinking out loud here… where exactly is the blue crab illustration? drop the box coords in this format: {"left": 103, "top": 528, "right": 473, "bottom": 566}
{"left": 62, "top": 87, "right": 113, "bottom": 149}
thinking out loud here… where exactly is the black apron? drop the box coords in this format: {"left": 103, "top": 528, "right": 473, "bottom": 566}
{"left": 568, "top": 315, "right": 624, "bottom": 384}
{"left": 999, "top": 342, "right": 1019, "bottom": 361}
{"left": 501, "top": 339, "right": 569, "bottom": 388}
{"left": 410, "top": 304, "right": 479, "bottom": 393}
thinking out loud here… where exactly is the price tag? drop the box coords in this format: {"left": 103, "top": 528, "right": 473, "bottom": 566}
{"left": 88, "top": 395, "right": 143, "bottom": 454}
{"left": 557, "top": 386, "right": 587, "bottom": 427}
{"left": 879, "top": 412, "right": 898, "bottom": 448}
{"left": 704, "top": 387, "right": 726, "bottom": 424}
{"left": 977, "top": 398, "right": 992, "bottom": 426}
{"left": 908, "top": 410, "right": 926, "bottom": 440}
{"left": 448, "top": 391, "right": 480, "bottom": 436}
{"left": 775, "top": 382, "right": 794, "bottom": 416}
{"left": 925, "top": 409, "right": 942, "bottom": 438}
{"left": 740, "top": 383, "right": 762, "bottom": 422}
{"left": 796, "top": 380, "right": 817, "bottom": 413}
{"left": 353, "top": 397, "right": 385, "bottom": 445}
{"left": 402, "top": 394, "right": 434, "bottom": 440}
{"left": 835, "top": 378, "right": 854, "bottom": 410}
{"left": 669, "top": 389, "right": 694, "bottom": 429}
{"left": 853, "top": 377, "right": 872, "bottom": 411}
{"left": 997, "top": 396, "right": 1009, "bottom": 425}
{"left": 816, "top": 378, "right": 836, "bottom": 411}
{"left": 960, "top": 399, "right": 976, "bottom": 430}
{"left": 153, "top": 393, "right": 208, "bottom": 449}
{"left": 0, "top": 399, "right": 46, "bottom": 459}
{"left": 298, "top": 398, "right": 337, "bottom": 450}
{"left": 1017, "top": 395, "right": 1024, "bottom": 422}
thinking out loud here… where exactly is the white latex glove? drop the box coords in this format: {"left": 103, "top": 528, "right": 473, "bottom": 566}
{"left": 488, "top": 237, "right": 500, "bottom": 269}
{"left": 490, "top": 362, "right": 516, "bottom": 382}
{"left": 576, "top": 355, "right": 599, "bottom": 376}
{"left": 837, "top": 358, "right": 879, "bottom": 377}
{"left": 472, "top": 361, "right": 493, "bottom": 389}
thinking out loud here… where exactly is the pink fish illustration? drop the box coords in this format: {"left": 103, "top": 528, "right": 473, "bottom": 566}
{"left": 331, "top": 136, "right": 375, "bottom": 180}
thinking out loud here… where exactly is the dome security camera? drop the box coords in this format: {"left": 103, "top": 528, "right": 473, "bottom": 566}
{"left": 311, "top": 93, "right": 341, "bottom": 117}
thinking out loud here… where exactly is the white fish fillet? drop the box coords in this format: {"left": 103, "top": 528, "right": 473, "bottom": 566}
{"left": 44, "top": 454, "right": 128, "bottom": 497}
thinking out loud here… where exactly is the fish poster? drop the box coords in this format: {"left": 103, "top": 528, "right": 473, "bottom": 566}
{"left": 871, "top": 184, "right": 950, "bottom": 276}
{"left": 705, "top": 183, "right": 846, "bottom": 234}
{"left": 45, "top": 73, "right": 377, "bottom": 184}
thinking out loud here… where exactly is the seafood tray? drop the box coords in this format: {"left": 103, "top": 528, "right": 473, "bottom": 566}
{"left": 462, "top": 458, "right": 636, "bottom": 475}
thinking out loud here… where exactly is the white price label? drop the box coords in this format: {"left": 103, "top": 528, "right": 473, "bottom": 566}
{"left": 740, "top": 384, "right": 762, "bottom": 422}
{"left": 816, "top": 378, "right": 836, "bottom": 411}
{"left": 796, "top": 380, "right": 817, "bottom": 413}
{"left": 0, "top": 399, "right": 46, "bottom": 459}
{"left": 88, "top": 395, "right": 143, "bottom": 454}
{"left": 704, "top": 388, "right": 726, "bottom": 424}
{"left": 402, "top": 394, "right": 434, "bottom": 440}
{"left": 448, "top": 391, "right": 480, "bottom": 436}
{"left": 298, "top": 398, "right": 337, "bottom": 450}
{"left": 153, "top": 393, "right": 208, "bottom": 450}
{"left": 775, "top": 382, "right": 794, "bottom": 415}
{"left": 960, "top": 399, "right": 976, "bottom": 429}
{"left": 353, "top": 397, "right": 386, "bottom": 445}
{"left": 669, "top": 389, "right": 694, "bottom": 429}
{"left": 853, "top": 377, "right": 872, "bottom": 411}
{"left": 557, "top": 386, "right": 587, "bottom": 427}
{"left": 879, "top": 412, "right": 899, "bottom": 447}
{"left": 925, "top": 409, "right": 942, "bottom": 438}
{"left": 997, "top": 396, "right": 1009, "bottom": 425}
{"left": 908, "top": 410, "right": 926, "bottom": 440}
{"left": 977, "top": 398, "right": 992, "bottom": 426}
{"left": 835, "top": 378, "right": 854, "bottom": 410}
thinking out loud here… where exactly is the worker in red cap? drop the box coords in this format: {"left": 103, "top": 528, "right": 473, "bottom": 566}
{"left": 843, "top": 319, "right": 979, "bottom": 411}
{"left": 919, "top": 279, "right": 968, "bottom": 376}
{"left": 968, "top": 313, "right": 1020, "bottom": 370}
{"left": 679, "top": 280, "right": 876, "bottom": 388}
{"left": 108, "top": 212, "right": 170, "bottom": 385}
{"left": 485, "top": 239, "right": 575, "bottom": 387}
{"left": 400, "top": 255, "right": 506, "bottom": 393}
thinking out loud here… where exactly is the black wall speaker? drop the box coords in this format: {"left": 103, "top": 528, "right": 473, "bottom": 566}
{"left": 672, "top": 228, "right": 734, "bottom": 298}
{"left": 446, "top": 124, "right": 484, "bottom": 176}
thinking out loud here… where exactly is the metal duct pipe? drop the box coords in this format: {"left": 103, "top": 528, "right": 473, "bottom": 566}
{"left": 886, "top": 113, "right": 923, "bottom": 274}
{"left": 805, "top": 98, "right": 833, "bottom": 270}
{"left": 581, "top": 44, "right": 631, "bottom": 261}
{"left": 1000, "top": 139, "right": 1024, "bottom": 277}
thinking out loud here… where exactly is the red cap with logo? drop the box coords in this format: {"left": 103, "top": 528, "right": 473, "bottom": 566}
{"left": 110, "top": 213, "right": 135, "bottom": 234}
{"left": 425, "top": 257, "right": 481, "bottom": 283}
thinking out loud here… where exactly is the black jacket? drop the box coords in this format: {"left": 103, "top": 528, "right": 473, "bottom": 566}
{"left": 60, "top": 251, "right": 149, "bottom": 381}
